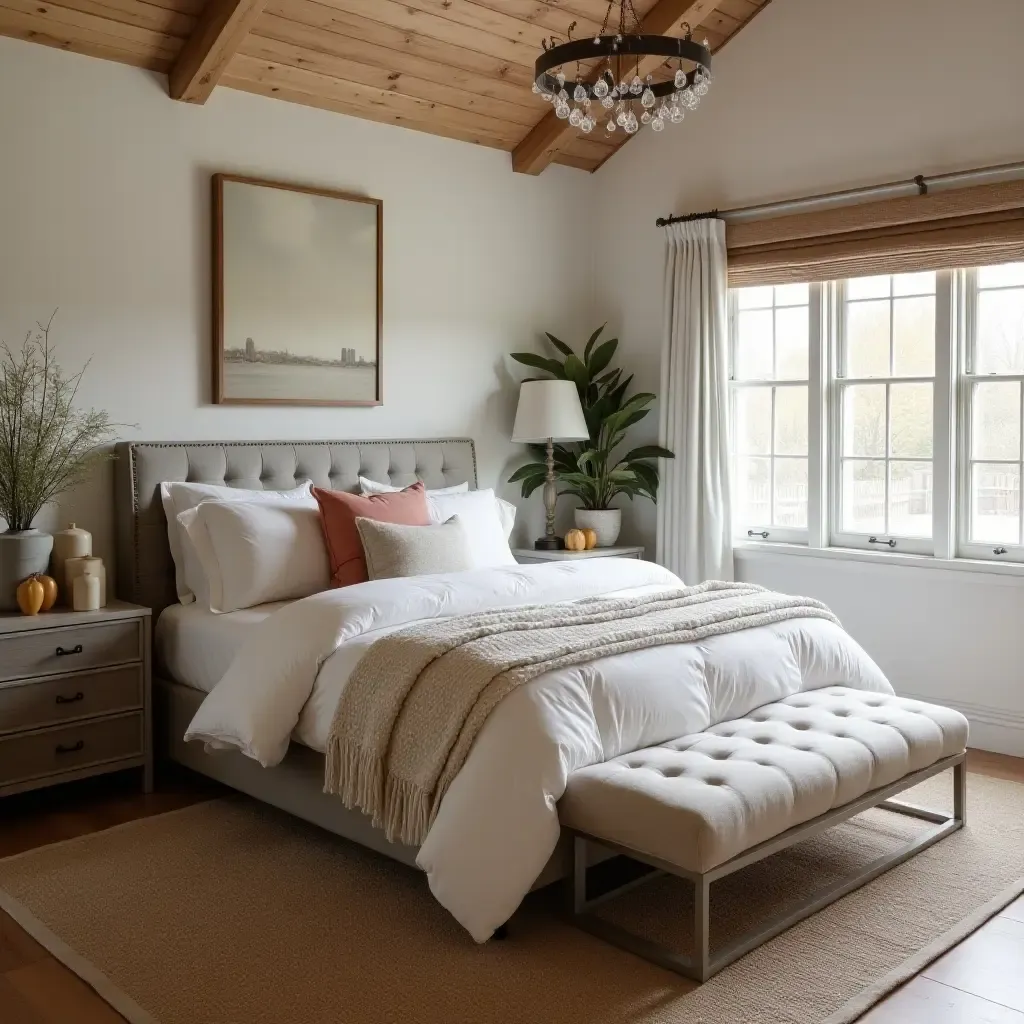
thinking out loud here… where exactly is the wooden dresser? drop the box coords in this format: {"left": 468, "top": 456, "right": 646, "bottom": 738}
{"left": 0, "top": 601, "right": 152, "bottom": 797}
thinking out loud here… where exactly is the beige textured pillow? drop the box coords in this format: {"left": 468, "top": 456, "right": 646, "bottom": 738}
{"left": 354, "top": 515, "right": 475, "bottom": 581}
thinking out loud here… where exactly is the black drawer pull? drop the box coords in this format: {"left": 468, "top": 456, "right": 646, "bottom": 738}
{"left": 55, "top": 644, "right": 84, "bottom": 657}
{"left": 55, "top": 740, "right": 84, "bottom": 755}
{"left": 55, "top": 692, "right": 85, "bottom": 705}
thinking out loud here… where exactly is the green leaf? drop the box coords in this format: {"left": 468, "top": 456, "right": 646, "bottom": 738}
{"left": 544, "top": 333, "right": 574, "bottom": 358}
{"left": 623, "top": 445, "right": 675, "bottom": 461}
{"left": 563, "top": 354, "right": 589, "bottom": 394}
{"left": 575, "top": 449, "right": 601, "bottom": 472}
{"left": 510, "top": 352, "right": 564, "bottom": 377}
{"left": 521, "top": 476, "right": 547, "bottom": 499}
{"left": 586, "top": 338, "right": 618, "bottom": 378}
{"left": 508, "top": 462, "right": 547, "bottom": 483}
{"left": 582, "top": 324, "right": 606, "bottom": 363}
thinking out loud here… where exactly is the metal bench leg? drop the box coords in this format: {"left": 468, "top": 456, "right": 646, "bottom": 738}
{"left": 693, "top": 876, "right": 710, "bottom": 982}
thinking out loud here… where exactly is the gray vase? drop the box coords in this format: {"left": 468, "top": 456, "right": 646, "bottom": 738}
{"left": 0, "top": 529, "right": 54, "bottom": 611}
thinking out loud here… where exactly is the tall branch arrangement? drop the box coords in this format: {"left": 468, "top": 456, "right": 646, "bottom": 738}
{"left": 508, "top": 325, "right": 673, "bottom": 510}
{"left": 0, "top": 314, "right": 114, "bottom": 531}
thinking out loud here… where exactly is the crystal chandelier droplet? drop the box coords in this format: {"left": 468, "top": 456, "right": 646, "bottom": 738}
{"left": 593, "top": 77, "right": 609, "bottom": 99}
{"left": 674, "top": 68, "right": 687, "bottom": 89}
{"left": 568, "top": 107, "right": 583, "bottom": 127}
{"left": 641, "top": 87, "right": 655, "bottom": 109}
{"left": 651, "top": 116, "right": 665, "bottom": 132}
{"left": 555, "top": 100, "right": 570, "bottom": 119}
{"left": 629, "top": 75, "right": 643, "bottom": 95}
{"left": 573, "top": 83, "right": 587, "bottom": 103}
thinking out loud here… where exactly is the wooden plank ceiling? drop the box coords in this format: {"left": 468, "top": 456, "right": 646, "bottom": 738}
{"left": 0, "top": 0, "right": 770, "bottom": 173}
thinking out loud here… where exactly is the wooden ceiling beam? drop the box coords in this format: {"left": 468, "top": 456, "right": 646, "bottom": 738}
{"left": 511, "top": 0, "right": 720, "bottom": 175}
{"left": 169, "top": 0, "right": 268, "bottom": 103}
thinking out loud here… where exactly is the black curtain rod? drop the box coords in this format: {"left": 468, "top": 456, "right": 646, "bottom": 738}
{"left": 655, "top": 209, "right": 720, "bottom": 227}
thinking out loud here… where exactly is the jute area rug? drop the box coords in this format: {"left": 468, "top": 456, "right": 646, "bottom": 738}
{"left": 0, "top": 771, "right": 1021, "bottom": 1024}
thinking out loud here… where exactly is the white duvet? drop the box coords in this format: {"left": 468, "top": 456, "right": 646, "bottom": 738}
{"left": 185, "top": 559, "right": 892, "bottom": 941}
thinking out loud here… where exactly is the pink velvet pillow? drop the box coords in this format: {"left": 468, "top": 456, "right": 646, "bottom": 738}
{"left": 312, "top": 483, "right": 430, "bottom": 587}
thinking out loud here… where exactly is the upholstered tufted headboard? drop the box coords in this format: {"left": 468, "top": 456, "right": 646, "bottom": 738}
{"left": 114, "top": 439, "right": 478, "bottom": 615}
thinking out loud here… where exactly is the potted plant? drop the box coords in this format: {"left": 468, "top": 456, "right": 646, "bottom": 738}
{"left": 0, "top": 315, "right": 114, "bottom": 610}
{"left": 509, "top": 326, "right": 673, "bottom": 546}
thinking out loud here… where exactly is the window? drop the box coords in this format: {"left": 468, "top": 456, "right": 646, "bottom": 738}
{"left": 729, "top": 259, "right": 1024, "bottom": 566}
{"left": 833, "top": 272, "right": 937, "bottom": 554}
{"left": 729, "top": 283, "right": 816, "bottom": 542}
{"left": 961, "top": 261, "right": 1024, "bottom": 559}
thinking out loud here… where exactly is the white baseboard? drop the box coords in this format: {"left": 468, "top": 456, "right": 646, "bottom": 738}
{"left": 901, "top": 692, "right": 1024, "bottom": 758}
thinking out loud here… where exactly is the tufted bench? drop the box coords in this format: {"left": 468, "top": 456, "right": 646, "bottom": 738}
{"left": 560, "top": 687, "right": 968, "bottom": 982}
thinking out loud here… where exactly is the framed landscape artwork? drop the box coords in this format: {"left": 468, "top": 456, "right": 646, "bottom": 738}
{"left": 212, "top": 173, "right": 383, "bottom": 406}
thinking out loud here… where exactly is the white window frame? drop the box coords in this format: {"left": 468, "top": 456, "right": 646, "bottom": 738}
{"left": 828, "top": 274, "right": 948, "bottom": 557}
{"left": 728, "top": 285, "right": 823, "bottom": 545}
{"left": 729, "top": 263, "right": 1024, "bottom": 567}
{"left": 958, "top": 267, "right": 1024, "bottom": 562}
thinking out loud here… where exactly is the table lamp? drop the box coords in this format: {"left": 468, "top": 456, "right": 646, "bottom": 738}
{"left": 512, "top": 379, "right": 590, "bottom": 550}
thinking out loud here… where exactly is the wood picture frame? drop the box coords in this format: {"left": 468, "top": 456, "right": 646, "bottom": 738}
{"left": 212, "top": 173, "right": 383, "bottom": 406}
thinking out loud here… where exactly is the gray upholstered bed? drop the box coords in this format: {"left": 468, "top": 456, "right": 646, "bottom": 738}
{"left": 114, "top": 439, "right": 479, "bottom": 870}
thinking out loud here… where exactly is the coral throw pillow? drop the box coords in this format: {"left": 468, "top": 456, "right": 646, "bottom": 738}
{"left": 312, "top": 483, "right": 431, "bottom": 587}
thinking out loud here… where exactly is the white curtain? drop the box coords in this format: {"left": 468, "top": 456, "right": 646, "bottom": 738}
{"left": 656, "top": 217, "right": 733, "bottom": 583}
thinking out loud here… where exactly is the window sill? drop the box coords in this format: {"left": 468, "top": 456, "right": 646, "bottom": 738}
{"left": 735, "top": 540, "right": 1024, "bottom": 583}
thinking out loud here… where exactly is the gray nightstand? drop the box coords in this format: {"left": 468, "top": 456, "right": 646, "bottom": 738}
{"left": 513, "top": 546, "right": 645, "bottom": 564}
{"left": 0, "top": 601, "right": 152, "bottom": 797}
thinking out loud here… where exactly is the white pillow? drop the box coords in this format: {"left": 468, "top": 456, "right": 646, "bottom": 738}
{"left": 160, "top": 480, "right": 314, "bottom": 604}
{"left": 179, "top": 501, "right": 329, "bottom": 613}
{"left": 359, "top": 476, "right": 469, "bottom": 497}
{"left": 426, "top": 489, "right": 516, "bottom": 568}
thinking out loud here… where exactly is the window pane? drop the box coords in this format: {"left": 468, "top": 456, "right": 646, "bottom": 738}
{"left": 774, "top": 386, "right": 808, "bottom": 455}
{"left": 843, "top": 384, "right": 886, "bottom": 456}
{"left": 775, "top": 306, "right": 809, "bottom": 379}
{"left": 738, "top": 285, "right": 774, "bottom": 310}
{"left": 735, "top": 457, "right": 771, "bottom": 526}
{"left": 774, "top": 283, "right": 809, "bottom": 306}
{"left": 847, "top": 275, "right": 891, "bottom": 300}
{"left": 736, "top": 309, "right": 773, "bottom": 379}
{"left": 774, "top": 458, "right": 808, "bottom": 527}
{"left": 892, "top": 296, "right": 935, "bottom": 376}
{"left": 970, "top": 463, "right": 1020, "bottom": 543}
{"left": 978, "top": 262, "right": 1024, "bottom": 289}
{"left": 889, "top": 461, "right": 932, "bottom": 537}
{"left": 846, "top": 300, "right": 890, "bottom": 376}
{"left": 972, "top": 381, "right": 1021, "bottom": 461}
{"left": 842, "top": 460, "right": 886, "bottom": 533}
{"left": 975, "top": 289, "right": 1024, "bottom": 374}
{"left": 892, "top": 271, "right": 936, "bottom": 297}
{"left": 734, "top": 388, "right": 772, "bottom": 455}
{"left": 890, "top": 383, "right": 933, "bottom": 458}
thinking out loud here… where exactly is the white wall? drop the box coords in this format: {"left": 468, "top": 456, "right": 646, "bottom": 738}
{"left": 593, "top": 0, "right": 1024, "bottom": 753}
{"left": 0, "top": 36, "right": 596, "bottom": 562}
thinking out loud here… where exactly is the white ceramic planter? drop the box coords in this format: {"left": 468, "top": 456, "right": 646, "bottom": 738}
{"left": 0, "top": 529, "right": 54, "bottom": 611}
{"left": 574, "top": 508, "right": 622, "bottom": 547}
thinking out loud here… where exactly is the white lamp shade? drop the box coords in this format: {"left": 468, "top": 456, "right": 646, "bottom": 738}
{"left": 511, "top": 379, "right": 590, "bottom": 443}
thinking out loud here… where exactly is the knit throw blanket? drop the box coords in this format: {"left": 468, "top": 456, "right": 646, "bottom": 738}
{"left": 324, "top": 581, "right": 839, "bottom": 846}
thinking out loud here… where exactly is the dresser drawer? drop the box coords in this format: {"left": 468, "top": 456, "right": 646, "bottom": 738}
{"left": 0, "top": 665, "right": 143, "bottom": 735}
{"left": 0, "top": 713, "right": 144, "bottom": 786}
{"left": 0, "top": 619, "right": 141, "bottom": 682}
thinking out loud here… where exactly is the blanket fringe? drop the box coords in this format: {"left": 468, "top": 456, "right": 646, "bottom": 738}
{"left": 324, "top": 739, "right": 432, "bottom": 846}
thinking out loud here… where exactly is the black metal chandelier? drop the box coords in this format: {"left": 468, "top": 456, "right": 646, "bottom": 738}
{"left": 531, "top": 0, "right": 712, "bottom": 136}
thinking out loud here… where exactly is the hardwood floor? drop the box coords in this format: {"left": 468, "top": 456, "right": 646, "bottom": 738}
{"left": 0, "top": 751, "right": 1021, "bottom": 1024}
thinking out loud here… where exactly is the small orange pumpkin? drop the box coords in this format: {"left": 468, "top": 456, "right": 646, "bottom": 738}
{"left": 17, "top": 576, "right": 45, "bottom": 616}
{"left": 564, "top": 528, "right": 587, "bottom": 551}
{"left": 580, "top": 528, "right": 598, "bottom": 550}
{"left": 36, "top": 574, "right": 58, "bottom": 611}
